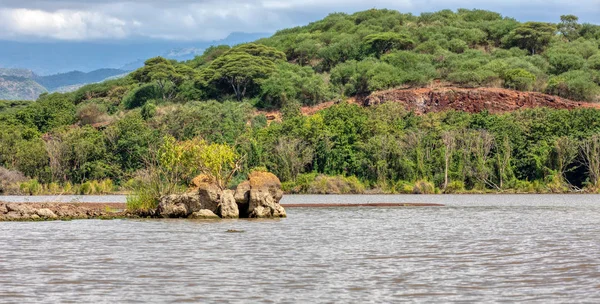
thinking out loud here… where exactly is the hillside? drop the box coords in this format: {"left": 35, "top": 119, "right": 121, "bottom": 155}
{"left": 0, "top": 76, "right": 46, "bottom": 100}
{"left": 0, "top": 68, "right": 129, "bottom": 100}
{"left": 2, "top": 9, "right": 600, "bottom": 194}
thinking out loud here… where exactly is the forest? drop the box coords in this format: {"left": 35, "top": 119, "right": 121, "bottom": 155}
{"left": 1, "top": 9, "right": 600, "bottom": 203}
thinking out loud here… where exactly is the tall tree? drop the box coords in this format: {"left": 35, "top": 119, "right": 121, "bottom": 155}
{"left": 502, "top": 22, "right": 556, "bottom": 54}
{"left": 202, "top": 44, "right": 286, "bottom": 101}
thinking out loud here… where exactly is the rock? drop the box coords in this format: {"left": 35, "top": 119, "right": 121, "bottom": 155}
{"left": 157, "top": 194, "right": 190, "bottom": 218}
{"left": 6, "top": 203, "right": 34, "bottom": 215}
{"left": 189, "top": 209, "right": 220, "bottom": 219}
{"left": 248, "top": 190, "right": 286, "bottom": 218}
{"left": 4, "top": 212, "right": 22, "bottom": 221}
{"left": 30, "top": 214, "right": 40, "bottom": 220}
{"left": 0, "top": 203, "right": 7, "bottom": 214}
{"left": 196, "top": 183, "right": 221, "bottom": 212}
{"left": 234, "top": 181, "right": 250, "bottom": 204}
{"left": 249, "top": 171, "right": 284, "bottom": 203}
{"left": 36, "top": 208, "right": 58, "bottom": 219}
{"left": 218, "top": 190, "right": 239, "bottom": 219}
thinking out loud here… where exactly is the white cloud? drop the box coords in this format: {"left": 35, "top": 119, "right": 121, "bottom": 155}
{"left": 0, "top": 0, "right": 597, "bottom": 41}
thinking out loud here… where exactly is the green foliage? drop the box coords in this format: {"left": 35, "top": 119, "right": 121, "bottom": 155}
{"left": 502, "top": 22, "right": 556, "bottom": 54}
{"left": 363, "top": 32, "right": 415, "bottom": 57}
{"left": 504, "top": 68, "right": 536, "bottom": 91}
{"left": 202, "top": 44, "right": 286, "bottom": 101}
{"left": 260, "top": 62, "right": 330, "bottom": 108}
{"left": 546, "top": 70, "right": 600, "bottom": 101}
{"left": 122, "top": 83, "right": 161, "bottom": 109}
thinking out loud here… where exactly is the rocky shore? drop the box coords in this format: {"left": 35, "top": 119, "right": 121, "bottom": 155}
{"left": 0, "top": 171, "right": 287, "bottom": 221}
{"left": 156, "top": 171, "right": 287, "bottom": 219}
{"left": 0, "top": 202, "right": 130, "bottom": 221}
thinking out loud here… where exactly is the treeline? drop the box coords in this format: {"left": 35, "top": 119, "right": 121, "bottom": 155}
{"left": 4, "top": 97, "right": 600, "bottom": 193}
{"left": 1, "top": 8, "right": 600, "bottom": 194}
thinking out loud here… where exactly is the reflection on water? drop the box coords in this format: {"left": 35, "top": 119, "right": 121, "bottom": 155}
{"left": 1, "top": 196, "right": 600, "bottom": 303}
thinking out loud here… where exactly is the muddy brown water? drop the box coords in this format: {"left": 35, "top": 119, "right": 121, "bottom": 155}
{"left": 1, "top": 194, "right": 600, "bottom": 303}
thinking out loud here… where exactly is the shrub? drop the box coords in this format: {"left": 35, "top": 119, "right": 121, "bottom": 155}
{"left": 307, "top": 175, "right": 365, "bottom": 194}
{"left": 445, "top": 180, "right": 466, "bottom": 193}
{"left": 0, "top": 167, "right": 28, "bottom": 194}
{"left": 412, "top": 180, "right": 435, "bottom": 194}
{"left": 19, "top": 179, "right": 42, "bottom": 195}
{"left": 122, "top": 83, "right": 160, "bottom": 109}
{"left": 588, "top": 54, "right": 600, "bottom": 70}
{"left": 503, "top": 68, "right": 536, "bottom": 91}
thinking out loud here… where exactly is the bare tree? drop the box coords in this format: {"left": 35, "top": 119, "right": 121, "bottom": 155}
{"left": 553, "top": 136, "right": 579, "bottom": 189}
{"left": 470, "top": 130, "right": 499, "bottom": 190}
{"left": 496, "top": 136, "right": 512, "bottom": 189}
{"left": 273, "top": 137, "right": 314, "bottom": 182}
{"left": 441, "top": 130, "right": 457, "bottom": 189}
{"left": 44, "top": 135, "right": 67, "bottom": 182}
{"left": 580, "top": 135, "right": 600, "bottom": 188}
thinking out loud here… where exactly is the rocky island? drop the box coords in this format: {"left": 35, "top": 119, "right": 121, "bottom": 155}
{"left": 0, "top": 171, "right": 286, "bottom": 221}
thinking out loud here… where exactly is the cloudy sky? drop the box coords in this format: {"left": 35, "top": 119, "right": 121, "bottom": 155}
{"left": 0, "top": 0, "right": 598, "bottom": 42}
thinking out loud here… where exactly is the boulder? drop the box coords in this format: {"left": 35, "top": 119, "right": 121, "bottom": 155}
{"left": 0, "top": 203, "right": 7, "bottom": 214}
{"left": 247, "top": 171, "right": 286, "bottom": 218}
{"left": 36, "top": 208, "right": 58, "bottom": 219}
{"left": 157, "top": 194, "right": 192, "bottom": 218}
{"left": 196, "top": 183, "right": 221, "bottom": 212}
{"left": 3, "top": 211, "right": 22, "bottom": 221}
{"left": 248, "top": 190, "right": 286, "bottom": 218}
{"left": 6, "top": 203, "right": 34, "bottom": 215}
{"left": 249, "top": 171, "right": 283, "bottom": 203}
{"left": 234, "top": 181, "right": 250, "bottom": 204}
{"left": 189, "top": 209, "right": 220, "bottom": 219}
{"left": 218, "top": 190, "right": 239, "bottom": 219}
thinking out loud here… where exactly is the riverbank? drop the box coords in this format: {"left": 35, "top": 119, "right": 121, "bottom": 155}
{"left": 0, "top": 202, "right": 136, "bottom": 221}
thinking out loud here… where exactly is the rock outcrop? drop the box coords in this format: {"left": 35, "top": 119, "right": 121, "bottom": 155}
{"left": 156, "top": 171, "right": 286, "bottom": 219}
{"left": 362, "top": 87, "right": 600, "bottom": 114}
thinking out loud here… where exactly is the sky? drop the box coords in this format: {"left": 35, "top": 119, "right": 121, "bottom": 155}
{"left": 0, "top": 0, "right": 598, "bottom": 42}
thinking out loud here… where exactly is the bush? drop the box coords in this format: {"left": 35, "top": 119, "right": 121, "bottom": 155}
{"left": 307, "top": 175, "right": 365, "bottom": 194}
{"left": 504, "top": 68, "right": 536, "bottom": 91}
{"left": 412, "top": 180, "right": 435, "bottom": 194}
{"left": 19, "top": 179, "right": 42, "bottom": 195}
{"left": 123, "top": 84, "right": 160, "bottom": 109}
{"left": 0, "top": 167, "right": 28, "bottom": 194}
{"left": 445, "top": 180, "right": 466, "bottom": 193}
{"left": 546, "top": 71, "right": 600, "bottom": 101}
{"left": 588, "top": 54, "right": 600, "bottom": 70}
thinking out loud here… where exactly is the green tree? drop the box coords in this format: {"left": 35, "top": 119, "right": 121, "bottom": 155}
{"left": 131, "top": 57, "right": 187, "bottom": 100}
{"left": 202, "top": 44, "right": 286, "bottom": 101}
{"left": 502, "top": 22, "right": 556, "bottom": 54}
{"left": 558, "top": 15, "right": 580, "bottom": 41}
{"left": 362, "top": 32, "right": 415, "bottom": 57}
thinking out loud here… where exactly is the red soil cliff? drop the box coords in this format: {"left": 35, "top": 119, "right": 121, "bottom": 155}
{"left": 362, "top": 87, "right": 600, "bottom": 114}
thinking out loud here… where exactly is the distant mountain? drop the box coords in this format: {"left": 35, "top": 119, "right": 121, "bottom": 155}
{"left": 0, "top": 68, "right": 129, "bottom": 100}
{"left": 0, "top": 76, "right": 46, "bottom": 100}
{"left": 34, "top": 69, "right": 128, "bottom": 91}
{"left": 0, "top": 32, "right": 271, "bottom": 75}
{"left": 0, "top": 68, "right": 35, "bottom": 79}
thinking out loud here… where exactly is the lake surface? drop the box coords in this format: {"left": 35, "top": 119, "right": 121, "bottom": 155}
{"left": 1, "top": 195, "right": 600, "bottom": 303}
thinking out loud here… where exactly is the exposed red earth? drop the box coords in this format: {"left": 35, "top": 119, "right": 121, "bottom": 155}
{"left": 259, "top": 87, "right": 600, "bottom": 123}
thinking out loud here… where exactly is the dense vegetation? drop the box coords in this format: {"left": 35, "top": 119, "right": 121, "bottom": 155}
{"left": 1, "top": 9, "right": 600, "bottom": 195}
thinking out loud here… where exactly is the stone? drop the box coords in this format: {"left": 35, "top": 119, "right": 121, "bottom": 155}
{"left": 36, "top": 208, "right": 58, "bottom": 219}
{"left": 0, "top": 203, "right": 7, "bottom": 214}
{"left": 6, "top": 203, "right": 34, "bottom": 215}
{"left": 30, "top": 214, "right": 40, "bottom": 220}
{"left": 157, "top": 194, "right": 190, "bottom": 218}
{"left": 248, "top": 190, "right": 286, "bottom": 218}
{"left": 4, "top": 211, "right": 22, "bottom": 221}
{"left": 189, "top": 209, "right": 220, "bottom": 219}
{"left": 234, "top": 181, "right": 250, "bottom": 204}
{"left": 249, "top": 171, "right": 283, "bottom": 203}
{"left": 196, "top": 183, "right": 221, "bottom": 212}
{"left": 218, "top": 190, "right": 239, "bottom": 219}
